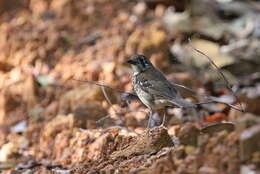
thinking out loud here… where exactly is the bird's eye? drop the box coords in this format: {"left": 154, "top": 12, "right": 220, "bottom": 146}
{"left": 140, "top": 57, "right": 147, "bottom": 68}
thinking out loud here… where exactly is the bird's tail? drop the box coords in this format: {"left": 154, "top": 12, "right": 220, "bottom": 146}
{"left": 170, "top": 98, "right": 197, "bottom": 108}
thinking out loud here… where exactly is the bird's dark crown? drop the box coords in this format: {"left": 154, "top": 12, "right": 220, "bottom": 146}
{"left": 127, "top": 55, "right": 153, "bottom": 73}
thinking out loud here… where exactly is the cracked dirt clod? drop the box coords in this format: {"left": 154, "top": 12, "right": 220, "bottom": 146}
{"left": 110, "top": 126, "right": 174, "bottom": 159}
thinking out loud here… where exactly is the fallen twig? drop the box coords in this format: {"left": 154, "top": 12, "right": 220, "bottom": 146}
{"left": 188, "top": 38, "right": 245, "bottom": 112}
{"left": 72, "top": 79, "right": 126, "bottom": 94}
{"left": 73, "top": 78, "right": 146, "bottom": 124}
{"left": 173, "top": 83, "right": 243, "bottom": 112}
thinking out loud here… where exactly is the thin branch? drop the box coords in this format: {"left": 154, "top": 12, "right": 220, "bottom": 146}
{"left": 101, "top": 86, "right": 113, "bottom": 106}
{"left": 73, "top": 79, "right": 147, "bottom": 124}
{"left": 72, "top": 79, "right": 126, "bottom": 94}
{"left": 73, "top": 78, "right": 121, "bottom": 123}
{"left": 73, "top": 78, "right": 140, "bottom": 101}
{"left": 99, "top": 84, "right": 120, "bottom": 124}
{"left": 97, "top": 86, "right": 115, "bottom": 124}
{"left": 188, "top": 38, "right": 245, "bottom": 112}
{"left": 207, "top": 96, "right": 244, "bottom": 112}
{"left": 196, "top": 100, "right": 242, "bottom": 112}
{"left": 173, "top": 83, "right": 244, "bottom": 112}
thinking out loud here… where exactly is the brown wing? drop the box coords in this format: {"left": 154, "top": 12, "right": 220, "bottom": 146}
{"left": 137, "top": 79, "right": 177, "bottom": 99}
{"left": 137, "top": 68, "right": 196, "bottom": 108}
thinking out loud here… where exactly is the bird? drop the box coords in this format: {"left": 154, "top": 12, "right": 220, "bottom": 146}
{"left": 127, "top": 54, "right": 196, "bottom": 128}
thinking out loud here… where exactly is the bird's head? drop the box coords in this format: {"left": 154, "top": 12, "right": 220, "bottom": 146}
{"left": 127, "top": 55, "right": 153, "bottom": 75}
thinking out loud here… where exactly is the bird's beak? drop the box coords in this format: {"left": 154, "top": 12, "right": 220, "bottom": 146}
{"left": 127, "top": 58, "right": 137, "bottom": 65}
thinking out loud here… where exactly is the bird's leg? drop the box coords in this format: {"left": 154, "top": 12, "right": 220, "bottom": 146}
{"left": 159, "top": 108, "right": 167, "bottom": 128}
{"left": 147, "top": 109, "right": 153, "bottom": 129}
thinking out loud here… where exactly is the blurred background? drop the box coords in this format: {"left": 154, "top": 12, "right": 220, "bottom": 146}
{"left": 0, "top": 0, "right": 259, "bottom": 173}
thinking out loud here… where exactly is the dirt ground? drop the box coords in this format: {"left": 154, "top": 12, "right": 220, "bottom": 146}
{"left": 0, "top": 0, "right": 260, "bottom": 173}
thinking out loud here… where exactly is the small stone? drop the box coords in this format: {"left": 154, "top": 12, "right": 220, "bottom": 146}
{"left": 43, "top": 114, "right": 74, "bottom": 138}
{"left": 201, "top": 122, "right": 235, "bottom": 135}
{"left": 252, "top": 151, "right": 260, "bottom": 164}
{"left": 133, "top": 2, "right": 147, "bottom": 16}
{"left": 240, "top": 125, "right": 260, "bottom": 161}
{"left": 51, "top": 169, "right": 70, "bottom": 174}
{"left": 10, "top": 120, "right": 27, "bottom": 133}
{"left": 0, "top": 142, "right": 18, "bottom": 161}
{"left": 199, "top": 166, "right": 218, "bottom": 174}
{"left": 72, "top": 102, "right": 107, "bottom": 128}
{"left": 240, "top": 165, "right": 259, "bottom": 174}
{"left": 0, "top": 161, "right": 16, "bottom": 170}
{"left": 177, "top": 123, "right": 200, "bottom": 146}
{"left": 185, "top": 145, "right": 197, "bottom": 155}
{"left": 236, "top": 114, "right": 260, "bottom": 132}
{"left": 22, "top": 170, "right": 33, "bottom": 174}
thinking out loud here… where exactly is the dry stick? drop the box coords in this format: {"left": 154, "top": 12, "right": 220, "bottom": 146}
{"left": 72, "top": 79, "right": 146, "bottom": 124}
{"left": 173, "top": 83, "right": 243, "bottom": 112}
{"left": 98, "top": 86, "right": 115, "bottom": 124}
{"left": 101, "top": 86, "right": 113, "bottom": 106}
{"left": 73, "top": 78, "right": 119, "bottom": 123}
{"left": 72, "top": 79, "right": 126, "bottom": 94}
{"left": 188, "top": 38, "right": 245, "bottom": 112}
